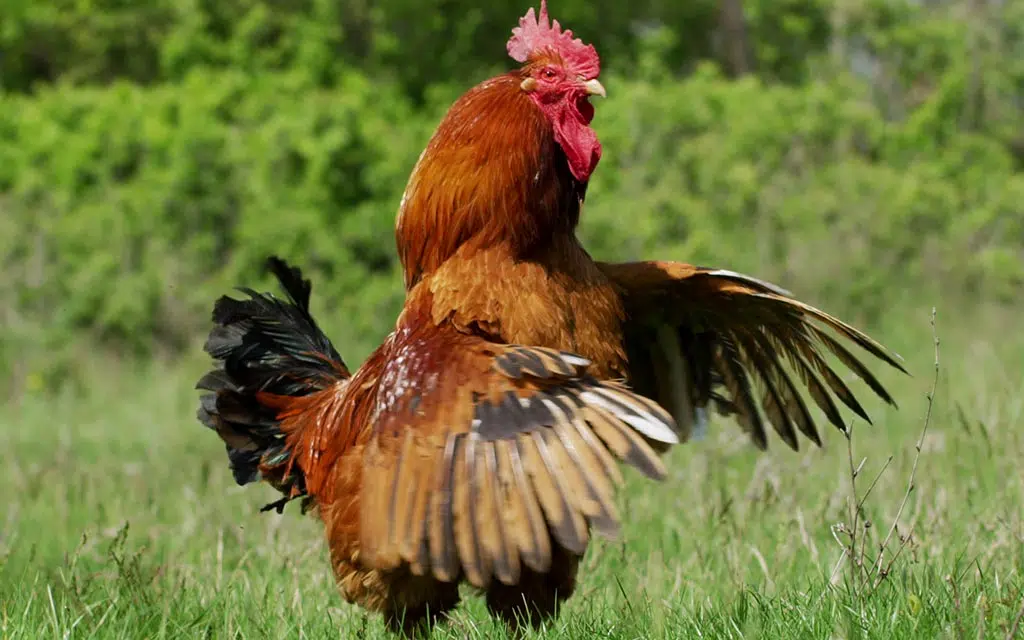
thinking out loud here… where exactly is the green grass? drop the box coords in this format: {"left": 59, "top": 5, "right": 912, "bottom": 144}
{"left": 1, "top": 302, "right": 1022, "bottom": 639}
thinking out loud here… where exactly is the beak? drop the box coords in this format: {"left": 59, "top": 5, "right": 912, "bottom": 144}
{"left": 582, "top": 78, "right": 607, "bottom": 98}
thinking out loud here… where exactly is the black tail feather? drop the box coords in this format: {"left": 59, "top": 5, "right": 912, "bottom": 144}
{"left": 196, "top": 256, "right": 349, "bottom": 512}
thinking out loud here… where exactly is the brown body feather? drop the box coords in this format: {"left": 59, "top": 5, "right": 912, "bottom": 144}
{"left": 197, "top": 49, "right": 906, "bottom": 637}
{"left": 261, "top": 286, "right": 675, "bottom": 633}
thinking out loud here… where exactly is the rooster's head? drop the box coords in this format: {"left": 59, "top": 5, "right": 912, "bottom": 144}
{"left": 507, "top": 0, "right": 604, "bottom": 182}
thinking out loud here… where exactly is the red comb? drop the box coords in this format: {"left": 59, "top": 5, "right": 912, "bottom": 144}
{"left": 506, "top": 1, "right": 600, "bottom": 78}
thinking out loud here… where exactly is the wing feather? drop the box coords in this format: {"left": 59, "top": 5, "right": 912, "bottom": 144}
{"left": 504, "top": 438, "right": 551, "bottom": 573}
{"left": 427, "top": 434, "right": 459, "bottom": 582}
{"left": 769, "top": 334, "right": 849, "bottom": 433}
{"left": 471, "top": 438, "right": 502, "bottom": 584}
{"left": 361, "top": 328, "right": 678, "bottom": 589}
{"left": 480, "top": 440, "right": 518, "bottom": 584}
{"left": 399, "top": 440, "right": 434, "bottom": 573}
{"left": 582, "top": 404, "right": 667, "bottom": 480}
{"left": 601, "top": 261, "right": 906, "bottom": 451}
{"left": 748, "top": 329, "right": 821, "bottom": 446}
{"left": 733, "top": 330, "right": 800, "bottom": 450}
{"left": 714, "top": 334, "right": 768, "bottom": 449}
{"left": 451, "top": 435, "right": 483, "bottom": 586}
{"left": 518, "top": 431, "right": 587, "bottom": 554}
{"left": 810, "top": 325, "right": 899, "bottom": 406}
{"left": 388, "top": 431, "right": 417, "bottom": 562}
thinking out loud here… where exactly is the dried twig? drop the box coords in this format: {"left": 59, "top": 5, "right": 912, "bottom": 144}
{"left": 871, "top": 307, "right": 939, "bottom": 587}
{"left": 820, "top": 308, "right": 938, "bottom": 602}
{"left": 857, "top": 455, "right": 893, "bottom": 511}
{"left": 844, "top": 434, "right": 864, "bottom": 590}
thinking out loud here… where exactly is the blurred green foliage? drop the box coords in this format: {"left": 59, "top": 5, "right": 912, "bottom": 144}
{"left": 1, "top": 0, "right": 1022, "bottom": 391}
{"left": 0, "top": 0, "right": 833, "bottom": 96}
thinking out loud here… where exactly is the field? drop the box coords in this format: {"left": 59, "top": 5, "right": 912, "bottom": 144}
{"left": 2, "top": 300, "right": 1022, "bottom": 639}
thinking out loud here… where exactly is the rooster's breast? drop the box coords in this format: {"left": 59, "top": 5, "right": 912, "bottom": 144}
{"left": 425, "top": 239, "right": 628, "bottom": 379}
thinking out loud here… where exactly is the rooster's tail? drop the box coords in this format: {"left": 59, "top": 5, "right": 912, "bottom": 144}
{"left": 196, "top": 256, "right": 350, "bottom": 513}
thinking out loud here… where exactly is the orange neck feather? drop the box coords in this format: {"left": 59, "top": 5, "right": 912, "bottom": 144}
{"left": 395, "top": 72, "right": 587, "bottom": 289}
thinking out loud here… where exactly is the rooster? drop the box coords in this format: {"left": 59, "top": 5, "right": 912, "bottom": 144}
{"left": 196, "top": 1, "right": 907, "bottom": 635}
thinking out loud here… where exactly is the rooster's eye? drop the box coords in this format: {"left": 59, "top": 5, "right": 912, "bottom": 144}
{"left": 542, "top": 69, "right": 557, "bottom": 80}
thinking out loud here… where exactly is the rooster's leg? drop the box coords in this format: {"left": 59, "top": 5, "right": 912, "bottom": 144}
{"left": 384, "top": 581, "right": 460, "bottom": 638}
{"left": 334, "top": 555, "right": 460, "bottom": 637}
{"left": 484, "top": 542, "right": 579, "bottom": 632}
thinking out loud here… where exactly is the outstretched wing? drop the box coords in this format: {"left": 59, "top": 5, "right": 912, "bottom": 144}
{"left": 358, "top": 323, "right": 678, "bottom": 589}
{"left": 599, "top": 261, "right": 908, "bottom": 450}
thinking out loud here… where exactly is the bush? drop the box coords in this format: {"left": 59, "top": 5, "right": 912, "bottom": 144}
{"left": 0, "top": 0, "right": 935, "bottom": 97}
{"left": 0, "top": 67, "right": 436, "bottom": 385}
{"left": 1, "top": 0, "right": 1022, "bottom": 391}
{"left": 583, "top": 63, "right": 1024, "bottom": 325}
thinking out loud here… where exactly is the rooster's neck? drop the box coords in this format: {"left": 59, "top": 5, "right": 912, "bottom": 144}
{"left": 395, "top": 73, "right": 589, "bottom": 289}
